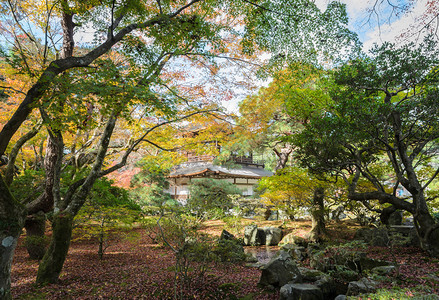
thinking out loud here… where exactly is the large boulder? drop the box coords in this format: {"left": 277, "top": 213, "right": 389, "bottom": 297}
{"left": 346, "top": 278, "right": 378, "bottom": 296}
{"left": 280, "top": 283, "right": 323, "bottom": 300}
{"left": 279, "top": 233, "right": 309, "bottom": 247}
{"left": 219, "top": 229, "right": 236, "bottom": 241}
{"left": 315, "top": 275, "right": 337, "bottom": 299}
{"left": 244, "top": 225, "right": 283, "bottom": 246}
{"left": 259, "top": 251, "right": 302, "bottom": 288}
{"left": 243, "top": 224, "right": 266, "bottom": 246}
{"left": 354, "top": 227, "right": 389, "bottom": 247}
{"left": 244, "top": 224, "right": 258, "bottom": 246}
{"left": 262, "top": 227, "right": 282, "bottom": 246}
{"left": 282, "top": 244, "right": 307, "bottom": 261}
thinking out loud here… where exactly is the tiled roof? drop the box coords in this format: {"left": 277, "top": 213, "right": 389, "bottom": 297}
{"left": 169, "top": 162, "right": 272, "bottom": 178}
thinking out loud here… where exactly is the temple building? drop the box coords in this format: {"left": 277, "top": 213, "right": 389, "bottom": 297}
{"left": 166, "top": 153, "right": 272, "bottom": 200}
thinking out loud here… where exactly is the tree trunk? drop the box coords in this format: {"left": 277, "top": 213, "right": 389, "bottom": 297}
{"left": 273, "top": 145, "right": 293, "bottom": 171}
{"left": 98, "top": 231, "right": 104, "bottom": 260}
{"left": 379, "top": 205, "right": 396, "bottom": 226}
{"left": 36, "top": 212, "right": 73, "bottom": 285}
{"left": 308, "top": 187, "right": 325, "bottom": 242}
{"left": 0, "top": 176, "right": 26, "bottom": 300}
{"left": 0, "top": 232, "right": 20, "bottom": 300}
{"left": 24, "top": 212, "right": 47, "bottom": 260}
{"left": 413, "top": 201, "right": 439, "bottom": 257}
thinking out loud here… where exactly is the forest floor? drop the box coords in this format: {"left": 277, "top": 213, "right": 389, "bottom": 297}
{"left": 11, "top": 219, "right": 439, "bottom": 299}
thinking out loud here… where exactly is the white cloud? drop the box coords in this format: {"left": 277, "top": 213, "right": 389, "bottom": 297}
{"left": 361, "top": 0, "right": 432, "bottom": 50}
{"left": 316, "top": 0, "right": 433, "bottom": 51}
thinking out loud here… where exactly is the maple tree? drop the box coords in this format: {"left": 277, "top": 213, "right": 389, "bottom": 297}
{"left": 231, "top": 63, "right": 330, "bottom": 171}
{"left": 73, "top": 178, "right": 141, "bottom": 259}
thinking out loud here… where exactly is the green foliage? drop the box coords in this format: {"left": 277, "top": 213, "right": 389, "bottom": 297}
{"left": 242, "top": 0, "right": 360, "bottom": 69}
{"left": 351, "top": 288, "right": 439, "bottom": 300}
{"left": 130, "top": 161, "right": 178, "bottom": 211}
{"left": 9, "top": 169, "right": 44, "bottom": 204}
{"left": 293, "top": 37, "right": 439, "bottom": 225}
{"left": 73, "top": 178, "right": 141, "bottom": 258}
{"left": 156, "top": 213, "right": 214, "bottom": 300}
{"left": 213, "top": 239, "right": 246, "bottom": 263}
{"left": 187, "top": 178, "right": 242, "bottom": 218}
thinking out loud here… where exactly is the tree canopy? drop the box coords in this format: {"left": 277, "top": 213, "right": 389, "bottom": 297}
{"left": 294, "top": 38, "right": 439, "bottom": 255}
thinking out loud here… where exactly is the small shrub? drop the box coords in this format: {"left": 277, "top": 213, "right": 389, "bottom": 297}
{"left": 213, "top": 239, "right": 246, "bottom": 263}
{"left": 187, "top": 178, "right": 242, "bottom": 218}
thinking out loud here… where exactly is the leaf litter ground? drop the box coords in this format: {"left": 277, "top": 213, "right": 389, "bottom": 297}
{"left": 11, "top": 220, "right": 439, "bottom": 299}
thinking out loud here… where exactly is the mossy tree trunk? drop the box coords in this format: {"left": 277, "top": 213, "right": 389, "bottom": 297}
{"left": 36, "top": 212, "right": 73, "bottom": 285}
{"left": 24, "top": 212, "right": 47, "bottom": 260}
{"left": 36, "top": 115, "right": 117, "bottom": 284}
{"left": 309, "top": 187, "right": 326, "bottom": 242}
{"left": 0, "top": 176, "right": 26, "bottom": 300}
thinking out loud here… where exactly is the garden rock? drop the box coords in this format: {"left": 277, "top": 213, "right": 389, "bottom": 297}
{"left": 279, "top": 283, "right": 323, "bottom": 300}
{"left": 370, "top": 265, "right": 397, "bottom": 276}
{"left": 354, "top": 227, "right": 389, "bottom": 247}
{"left": 359, "top": 257, "right": 392, "bottom": 271}
{"left": 244, "top": 224, "right": 257, "bottom": 246}
{"left": 334, "top": 295, "right": 346, "bottom": 300}
{"left": 315, "top": 275, "right": 337, "bottom": 299}
{"left": 298, "top": 267, "right": 325, "bottom": 282}
{"left": 282, "top": 244, "right": 306, "bottom": 261}
{"left": 219, "top": 229, "right": 236, "bottom": 241}
{"left": 263, "top": 227, "right": 282, "bottom": 246}
{"left": 346, "top": 278, "right": 378, "bottom": 296}
{"left": 279, "top": 233, "right": 308, "bottom": 247}
{"left": 243, "top": 225, "right": 266, "bottom": 246}
{"left": 259, "top": 250, "right": 302, "bottom": 288}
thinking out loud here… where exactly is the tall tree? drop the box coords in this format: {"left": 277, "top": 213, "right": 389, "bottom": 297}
{"left": 295, "top": 39, "right": 439, "bottom": 256}
{"left": 230, "top": 63, "right": 329, "bottom": 171}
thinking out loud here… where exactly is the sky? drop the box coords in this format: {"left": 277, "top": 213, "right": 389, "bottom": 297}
{"left": 316, "top": 0, "right": 434, "bottom": 50}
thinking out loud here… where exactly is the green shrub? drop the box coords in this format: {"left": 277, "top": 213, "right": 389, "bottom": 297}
{"left": 213, "top": 239, "right": 246, "bottom": 263}
{"left": 73, "top": 178, "right": 141, "bottom": 258}
{"left": 187, "top": 178, "right": 242, "bottom": 218}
